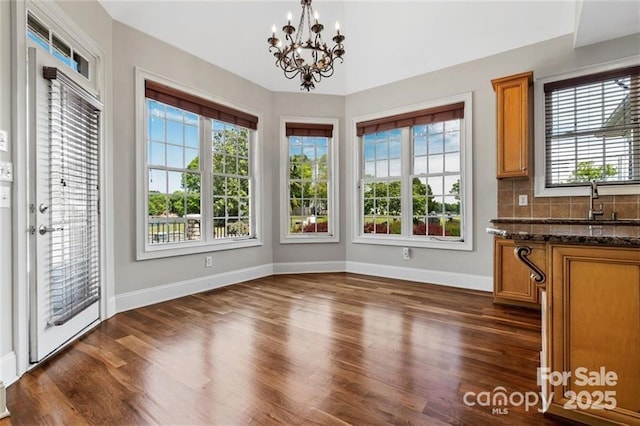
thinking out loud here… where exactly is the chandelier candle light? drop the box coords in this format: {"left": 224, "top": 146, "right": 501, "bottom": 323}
{"left": 268, "top": 0, "right": 345, "bottom": 91}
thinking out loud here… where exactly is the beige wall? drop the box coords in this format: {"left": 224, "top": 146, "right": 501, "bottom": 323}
{"left": 112, "top": 22, "right": 274, "bottom": 295}
{"left": 271, "top": 93, "right": 346, "bottom": 263}
{"left": 344, "top": 33, "right": 640, "bottom": 281}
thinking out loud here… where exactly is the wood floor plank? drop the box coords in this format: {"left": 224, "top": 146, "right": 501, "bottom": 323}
{"left": 6, "top": 273, "right": 565, "bottom": 425}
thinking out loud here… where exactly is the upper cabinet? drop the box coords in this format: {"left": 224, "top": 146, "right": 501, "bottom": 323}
{"left": 492, "top": 72, "right": 533, "bottom": 178}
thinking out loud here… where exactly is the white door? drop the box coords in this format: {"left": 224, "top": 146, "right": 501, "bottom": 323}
{"left": 28, "top": 47, "right": 102, "bottom": 363}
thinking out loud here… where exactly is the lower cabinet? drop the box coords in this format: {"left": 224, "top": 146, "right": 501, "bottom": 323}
{"left": 493, "top": 238, "right": 543, "bottom": 308}
{"left": 545, "top": 244, "right": 640, "bottom": 425}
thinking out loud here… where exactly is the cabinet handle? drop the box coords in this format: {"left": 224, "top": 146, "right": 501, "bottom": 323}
{"left": 514, "top": 246, "right": 545, "bottom": 284}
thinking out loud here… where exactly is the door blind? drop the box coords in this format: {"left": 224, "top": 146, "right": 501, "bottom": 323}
{"left": 45, "top": 67, "right": 102, "bottom": 325}
{"left": 544, "top": 65, "right": 640, "bottom": 186}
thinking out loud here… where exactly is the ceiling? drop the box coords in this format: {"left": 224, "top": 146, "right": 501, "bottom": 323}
{"left": 98, "top": 0, "right": 640, "bottom": 95}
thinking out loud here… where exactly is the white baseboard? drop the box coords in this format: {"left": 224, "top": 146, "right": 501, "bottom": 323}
{"left": 115, "top": 264, "right": 274, "bottom": 313}
{"left": 273, "top": 261, "right": 346, "bottom": 275}
{"left": 0, "top": 379, "right": 8, "bottom": 419}
{"left": 115, "top": 261, "right": 490, "bottom": 313}
{"left": 345, "top": 261, "right": 492, "bottom": 292}
{"left": 106, "top": 296, "right": 117, "bottom": 319}
{"left": 0, "top": 352, "right": 17, "bottom": 386}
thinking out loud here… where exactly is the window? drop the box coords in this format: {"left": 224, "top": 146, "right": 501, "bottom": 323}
{"left": 27, "top": 12, "right": 90, "bottom": 79}
{"left": 137, "top": 73, "right": 262, "bottom": 259}
{"left": 353, "top": 94, "right": 473, "bottom": 250}
{"left": 535, "top": 61, "right": 640, "bottom": 196}
{"left": 280, "top": 118, "right": 339, "bottom": 243}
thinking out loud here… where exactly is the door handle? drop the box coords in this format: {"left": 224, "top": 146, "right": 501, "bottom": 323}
{"left": 39, "top": 225, "right": 63, "bottom": 235}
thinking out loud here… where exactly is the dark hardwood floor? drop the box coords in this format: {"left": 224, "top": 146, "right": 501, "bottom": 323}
{"left": 3, "top": 273, "right": 565, "bottom": 425}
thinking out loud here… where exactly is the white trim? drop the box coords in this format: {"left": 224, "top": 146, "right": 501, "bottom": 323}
{"left": 349, "top": 92, "right": 473, "bottom": 251}
{"left": 0, "top": 352, "right": 17, "bottom": 386}
{"left": 279, "top": 116, "right": 340, "bottom": 244}
{"left": 272, "top": 261, "right": 346, "bottom": 274}
{"left": 351, "top": 236, "right": 473, "bottom": 250}
{"left": 534, "top": 55, "right": 640, "bottom": 198}
{"left": 345, "top": 261, "right": 492, "bottom": 292}
{"left": 0, "top": 381, "right": 8, "bottom": 419}
{"left": 115, "top": 264, "right": 273, "bottom": 313}
{"left": 138, "top": 239, "right": 264, "bottom": 261}
{"left": 24, "top": 2, "right": 101, "bottom": 93}
{"left": 11, "top": 0, "right": 31, "bottom": 379}
{"left": 135, "top": 67, "right": 264, "bottom": 260}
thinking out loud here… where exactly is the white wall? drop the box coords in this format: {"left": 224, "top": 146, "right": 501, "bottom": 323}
{"left": 344, "top": 33, "right": 640, "bottom": 289}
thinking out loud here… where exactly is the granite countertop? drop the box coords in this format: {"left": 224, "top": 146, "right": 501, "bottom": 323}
{"left": 487, "top": 218, "right": 640, "bottom": 247}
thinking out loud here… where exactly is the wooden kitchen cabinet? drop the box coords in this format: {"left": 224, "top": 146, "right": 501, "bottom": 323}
{"left": 493, "top": 238, "right": 542, "bottom": 308}
{"left": 492, "top": 71, "right": 533, "bottom": 178}
{"left": 545, "top": 245, "right": 640, "bottom": 425}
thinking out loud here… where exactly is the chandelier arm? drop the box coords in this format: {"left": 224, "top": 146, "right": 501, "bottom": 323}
{"left": 317, "top": 66, "right": 335, "bottom": 79}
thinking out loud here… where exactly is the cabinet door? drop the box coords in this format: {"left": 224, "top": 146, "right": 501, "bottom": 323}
{"left": 492, "top": 72, "right": 532, "bottom": 178}
{"left": 549, "top": 245, "right": 640, "bottom": 424}
{"left": 493, "top": 238, "right": 542, "bottom": 306}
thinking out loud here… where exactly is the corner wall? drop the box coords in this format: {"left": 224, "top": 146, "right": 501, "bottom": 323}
{"left": 271, "top": 93, "right": 347, "bottom": 267}
{"left": 111, "top": 22, "right": 275, "bottom": 302}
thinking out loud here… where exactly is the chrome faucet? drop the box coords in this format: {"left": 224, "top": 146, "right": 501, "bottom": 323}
{"left": 588, "top": 181, "right": 604, "bottom": 220}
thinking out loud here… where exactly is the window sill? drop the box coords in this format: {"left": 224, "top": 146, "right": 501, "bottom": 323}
{"left": 137, "top": 238, "right": 263, "bottom": 260}
{"left": 534, "top": 182, "right": 640, "bottom": 198}
{"left": 352, "top": 235, "right": 472, "bottom": 251}
{"left": 280, "top": 234, "right": 339, "bottom": 244}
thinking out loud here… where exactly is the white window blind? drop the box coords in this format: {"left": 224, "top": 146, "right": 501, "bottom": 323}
{"left": 544, "top": 65, "right": 640, "bottom": 186}
{"left": 44, "top": 67, "right": 102, "bottom": 325}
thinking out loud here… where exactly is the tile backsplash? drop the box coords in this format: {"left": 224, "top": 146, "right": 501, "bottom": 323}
{"left": 497, "top": 177, "right": 640, "bottom": 220}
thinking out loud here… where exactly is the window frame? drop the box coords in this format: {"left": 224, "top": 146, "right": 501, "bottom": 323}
{"left": 135, "top": 68, "right": 263, "bottom": 260}
{"left": 279, "top": 116, "right": 340, "bottom": 244}
{"left": 534, "top": 56, "right": 640, "bottom": 198}
{"left": 26, "top": 10, "right": 94, "bottom": 83}
{"left": 350, "top": 93, "right": 473, "bottom": 251}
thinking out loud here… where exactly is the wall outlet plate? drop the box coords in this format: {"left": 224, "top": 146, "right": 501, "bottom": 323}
{"left": 0, "top": 187, "right": 10, "bottom": 208}
{"left": 402, "top": 247, "right": 410, "bottom": 260}
{"left": 0, "top": 130, "right": 7, "bottom": 152}
{"left": 518, "top": 194, "right": 528, "bottom": 206}
{"left": 205, "top": 256, "right": 213, "bottom": 268}
{"left": 0, "top": 162, "right": 12, "bottom": 182}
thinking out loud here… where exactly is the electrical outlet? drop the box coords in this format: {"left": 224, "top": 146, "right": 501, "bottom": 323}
{"left": 518, "top": 194, "right": 528, "bottom": 206}
{"left": 0, "top": 130, "right": 7, "bottom": 152}
{"left": 204, "top": 256, "right": 213, "bottom": 268}
{"left": 0, "top": 187, "right": 9, "bottom": 208}
{"left": 402, "top": 247, "right": 410, "bottom": 260}
{"left": 0, "top": 161, "right": 12, "bottom": 182}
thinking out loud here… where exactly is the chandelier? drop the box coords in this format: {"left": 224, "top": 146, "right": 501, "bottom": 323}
{"left": 268, "top": 0, "right": 345, "bottom": 91}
